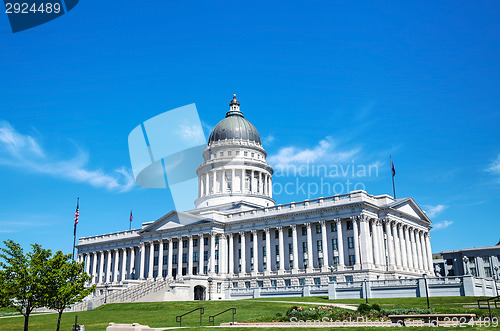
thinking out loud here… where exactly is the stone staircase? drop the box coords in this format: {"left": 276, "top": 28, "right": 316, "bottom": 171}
{"left": 70, "top": 278, "right": 175, "bottom": 311}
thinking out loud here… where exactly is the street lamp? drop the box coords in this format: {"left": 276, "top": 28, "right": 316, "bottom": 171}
{"left": 494, "top": 266, "right": 499, "bottom": 296}
{"left": 463, "top": 256, "right": 469, "bottom": 275}
{"left": 364, "top": 278, "right": 368, "bottom": 304}
{"left": 423, "top": 274, "right": 430, "bottom": 310}
{"left": 329, "top": 266, "right": 335, "bottom": 282}
{"left": 104, "top": 283, "right": 110, "bottom": 304}
{"left": 207, "top": 277, "right": 213, "bottom": 301}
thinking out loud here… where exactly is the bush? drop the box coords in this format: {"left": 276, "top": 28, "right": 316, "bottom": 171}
{"left": 371, "top": 303, "right": 381, "bottom": 311}
{"left": 357, "top": 303, "right": 372, "bottom": 314}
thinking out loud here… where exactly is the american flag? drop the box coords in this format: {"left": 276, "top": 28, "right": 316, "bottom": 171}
{"left": 74, "top": 198, "right": 79, "bottom": 225}
{"left": 130, "top": 210, "right": 133, "bottom": 223}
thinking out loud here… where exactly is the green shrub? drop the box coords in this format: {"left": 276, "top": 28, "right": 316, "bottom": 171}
{"left": 357, "top": 303, "right": 372, "bottom": 314}
{"left": 371, "top": 303, "right": 381, "bottom": 311}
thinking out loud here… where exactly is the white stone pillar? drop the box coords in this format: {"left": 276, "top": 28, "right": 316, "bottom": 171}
{"left": 352, "top": 217, "right": 360, "bottom": 268}
{"left": 306, "top": 223, "right": 313, "bottom": 271}
{"left": 336, "top": 219, "right": 345, "bottom": 269}
{"left": 241, "top": 169, "right": 245, "bottom": 193}
{"left": 219, "top": 234, "right": 228, "bottom": 275}
{"left": 85, "top": 253, "right": 91, "bottom": 276}
{"left": 376, "top": 221, "right": 386, "bottom": 267}
{"left": 139, "top": 242, "right": 146, "bottom": 279}
{"left": 221, "top": 170, "right": 226, "bottom": 193}
{"left": 130, "top": 247, "right": 136, "bottom": 280}
{"left": 199, "top": 235, "right": 204, "bottom": 275}
{"left": 259, "top": 172, "right": 262, "bottom": 193}
{"left": 240, "top": 231, "right": 246, "bottom": 274}
{"left": 210, "top": 232, "right": 216, "bottom": 274}
{"left": 392, "top": 221, "right": 402, "bottom": 269}
{"left": 178, "top": 237, "right": 184, "bottom": 275}
{"left": 265, "top": 228, "right": 271, "bottom": 273}
{"left": 231, "top": 169, "right": 235, "bottom": 193}
{"left": 105, "top": 250, "right": 112, "bottom": 283}
{"left": 359, "top": 216, "right": 373, "bottom": 269}
{"left": 187, "top": 236, "right": 193, "bottom": 275}
{"left": 92, "top": 252, "right": 98, "bottom": 284}
{"left": 121, "top": 248, "right": 127, "bottom": 282}
{"left": 410, "top": 228, "right": 418, "bottom": 271}
{"left": 419, "top": 231, "right": 428, "bottom": 272}
{"left": 371, "top": 219, "right": 380, "bottom": 267}
{"left": 398, "top": 224, "right": 408, "bottom": 270}
{"left": 167, "top": 239, "right": 173, "bottom": 277}
{"left": 113, "top": 249, "right": 120, "bottom": 283}
{"left": 252, "top": 230, "right": 258, "bottom": 273}
{"left": 148, "top": 241, "right": 154, "bottom": 279}
{"left": 269, "top": 175, "right": 273, "bottom": 199}
{"left": 158, "top": 240, "right": 164, "bottom": 279}
{"left": 278, "top": 226, "right": 285, "bottom": 271}
{"left": 291, "top": 224, "right": 299, "bottom": 271}
{"left": 320, "top": 220, "right": 329, "bottom": 270}
{"left": 404, "top": 226, "right": 413, "bottom": 271}
{"left": 384, "top": 220, "right": 395, "bottom": 269}
{"left": 228, "top": 233, "right": 234, "bottom": 275}
{"left": 251, "top": 170, "right": 255, "bottom": 194}
{"left": 426, "top": 233, "right": 433, "bottom": 272}
{"left": 415, "top": 230, "right": 424, "bottom": 271}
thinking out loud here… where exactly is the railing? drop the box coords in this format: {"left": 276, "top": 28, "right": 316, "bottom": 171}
{"left": 176, "top": 307, "right": 204, "bottom": 327}
{"left": 209, "top": 308, "right": 236, "bottom": 326}
{"left": 478, "top": 295, "right": 500, "bottom": 319}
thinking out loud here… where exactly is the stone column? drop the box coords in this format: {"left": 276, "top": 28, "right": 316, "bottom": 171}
{"left": 425, "top": 233, "right": 434, "bottom": 272}
{"left": 105, "top": 250, "right": 112, "bottom": 283}
{"left": 85, "top": 253, "right": 91, "bottom": 276}
{"left": 306, "top": 223, "right": 313, "bottom": 271}
{"left": 410, "top": 228, "right": 418, "bottom": 271}
{"left": 205, "top": 173, "right": 209, "bottom": 196}
{"left": 188, "top": 236, "right": 193, "bottom": 275}
{"left": 384, "top": 220, "right": 395, "bottom": 269}
{"left": 265, "top": 228, "right": 271, "bottom": 273}
{"left": 398, "top": 224, "right": 408, "bottom": 271}
{"left": 240, "top": 231, "right": 246, "bottom": 274}
{"left": 251, "top": 170, "right": 255, "bottom": 194}
{"left": 231, "top": 169, "right": 236, "bottom": 193}
{"left": 359, "top": 215, "right": 373, "bottom": 269}
{"left": 259, "top": 172, "right": 263, "bottom": 193}
{"left": 210, "top": 232, "right": 216, "bottom": 274}
{"left": 336, "top": 219, "right": 345, "bottom": 270}
{"left": 269, "top": 175, "right": 273, "bottom": 198}
{"left": 228, "top": 233, "right": 234, "bottom": 275}
{"left": 219, "top": 234, "right": 228, "bottom": 275}
{"left": 199, "top": 235, "right": 205, "bottom": 275}
{"left": 415, "top": 230, "right": 424, "bottom": 271}
{"left": 92, "top": 252, "right": 98, "bottom": 284}
{"left": 240, "top": 169, "right": 245, "bottom": 193}
{"left": 392, "top": 221, "right": 402, "bottom": 269}
{"left": 158, "top": 240, "right": 164, "bottom": 279}
{"left": 404, "top": 226, "right": 414, "bottom": 272}
{"left": 130, "top": 247, "right": 136, "bottom": 280}
{"left": 139, "top": 242, "right": 146, "bottom": 279}
{"left": 371, "top": 219, "right": 380, "bottom": 267}
{"left": 178, "top": 237, "right": 184, "bottom": 275}
{"left": 113, "top": 249, "right": 120, "bottom": 283}
{"left": 167, "top": 239, "right": 173, "bottom": 277}
{"left": 419, "top": 232, "right": 428, "bottom": 272}
{"left": 252, "top": 230, "right": 258, "bottom": 274}
{"left": 291, "top": 224, "right": 299, "bottom": 271}
{"left": 148, "top": 241, "right": 154, "bottom": 279}
{"left": 221, "top": 170, "right": 226, "bottom": 193}
{"left": 320, "top": 220, "right": 329, "bottom": 270}
{"left": 377, "top": 220, "right": 386, "bottom": 267}
{"left": 278, "top": 226, "right": 285, "bottom": 272}
{"left": 121, "top": 248, "right": 127, "bottom": 282}
{"left": 352, "top": 217, "right": 360, "bottom": 268}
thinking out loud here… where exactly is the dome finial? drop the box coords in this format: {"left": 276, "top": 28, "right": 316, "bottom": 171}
{"left": 227, "top": 94, "right": 243, "bottom": 117}
{"left": 230, "top": 94, "right": 240, "bottom": 107}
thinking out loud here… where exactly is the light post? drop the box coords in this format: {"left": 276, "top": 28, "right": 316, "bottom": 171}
{"left": 463, "top": 256, "right": 469, "bottom": 275}
{"left": 329, "top": 266, "right": 335, "bottom": 282}
{"left": 207, "top": 277, "right": 213, "bottom": 301}
{"left": 104, "top": 283, "right": 109, "bottom": 304}
{"left": 494, "top": 266, "right": 499, "bottom": 296}
{"left": 364, "top": 278, "right": 368, "bottom": 304}
{"left": 423, "top": 274, "right": 430, "bottom": 310}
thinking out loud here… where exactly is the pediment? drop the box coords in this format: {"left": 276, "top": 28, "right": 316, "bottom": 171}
{"left": 386, "top": 198, "right": 431, "bottom": 224}
{"left": 140, "top": 210, "right": 209, "bottom": 233}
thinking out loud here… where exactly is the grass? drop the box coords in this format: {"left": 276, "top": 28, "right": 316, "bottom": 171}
{"left": 0, "top": 297, "right": 498, "bottom": 330}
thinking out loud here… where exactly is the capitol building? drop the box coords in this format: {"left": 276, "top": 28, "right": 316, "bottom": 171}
{"left": 76, "top": 95, "right": 434, "bottom": 302}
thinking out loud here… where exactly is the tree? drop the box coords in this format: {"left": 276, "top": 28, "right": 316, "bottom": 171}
{"left": 45, "top": 251, "right": 95, "bottom": 331}
{"left": 0, "top": 240, "right": 52, "bottom": 331}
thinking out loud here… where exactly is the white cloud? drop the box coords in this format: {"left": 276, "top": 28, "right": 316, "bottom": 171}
{"left": 178, "top": 124, "right": 206, "bottom": 144}
{"left": 486, "top": 154, "right": 500, "bottom": 174}
{"left": 267, "top": 137, "right": 360, "bottom": 168}
{"left": 0, "top": 121, "right": 135, "bottom": 192}
{"left": 263, "top": 135, "right": 275, "bottom": 146}
{"left": 432, "top": 220, "right": 453, "bottom": 230}
{"left": 424, "top": 204, "right": 448, "bottom": 218}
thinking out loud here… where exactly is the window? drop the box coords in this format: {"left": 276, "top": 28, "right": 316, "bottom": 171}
{"left": 347, "top": 237, "right": 354, "bottom": 249}
{"left": 316, "top": 224, "right": 322, "bottom": 234}
{"left": 228, "top": 151, "right": 232, "bottom": 156}
{"left": 257, "top": 280, "right": 263, "bottom": 287}
{"left": 182, "top": 253, "right": 187, "bottom": 263}
{"left": 245, "top": 281, "right": 251, "bottom": 288}
{"left": 204, "top": 251, "right": 208, "bottom": 261}
{"left": 204, "top": 237, "right": 208, "bottom": 246}
{"left": 238, "top": 235, "right": 241, "bottom": 243}
{"left": 238, "top": 249, "right": 241, "bottom": 259}
{"left": 331, "top": 222, "right": 337, "bottom": 232}
{"left": 314, "top": 277, "right": 321, "bottom": 285}
{"left": 250, "top": 235, "right": 253, "bottom": 242}
{"left": 329, "top": 276, "right": 337, "bottom": 282}
{"left": 250, "top": 263, "right": 254, "bottom": 271}
{"left": 302, "top": 227, "right": 307, "bottom": 235}
{"left": 333, "top": 256, "right": 339, "bottom": 266}
{"left": 163, "top": 256, "right": 168, "bottom": 265}
{"left": 232, "top": 282, "right": 238, "bottom": 288}
{"left": 470, "top": 267, "right": 477, "bottom": 277}
{"left": 215, "top": 250, "right": 219, "bottom": 259}
{"left": 482, "top": 256, "right": 490, "bottom": 263}
{"left": 217, "top": 283, "right": 221, "bottom": 293}
{"left": 250, "top": 247, "right": 253, "bottom": 258}
{"left": 288, "top": 243, "right": 293, "bottom": 254}
{"left": 275, "top": 230, "right": 279, "bottom": 239}
{"left": 285, "top": 279, "right": 291, "bottom": 286}
{"left": 236, "top": 151, "right": 240, "bottom": 156}
{"left": 304, "top": 259, "right": 308, "bottom": 268}
{"left": 317, "top": 240, "right": 323, "bottom": 252}
{"left": 275, "top": 244, "right": 280, "bottom": 255}
{"left": 193, "top": 239, "right": 198, "bottom": 247}
{"left": 154, "top": 244, "right": 159, "bottom": 251}
{"left": 162, "top": 269, "right": 167, "bottom": 277}
{"left": 469, "top": 256, "right": 475, "bottom": 263}
{"left": 163, "top": 243, "right": 168, "bottom": 251}
{"left": 173, "top": 254, "right": 178, "bottom": 264}
{"left": 251, "top": 153, "right": 255, "bottom": 158}
{"left": 346, "top": 275, "right": 354, "bottom": 282}
{"left": 485, "top": 267, "right": 492, "bottom": 277}
{"left": 332, "top": 238, "right": 338, "bottom": 250}
{"left": 193, "top": 267, "right": 197, "bottom": 275}
{"left": 302, "top": 242, "right": 308, "bottom": 252}
{"left": 263, "top": 262, "right": 267, "bottom": 270}
{"left": 244, "top": 151, "right": 248, "bottom": 157}
{"left": 219, "top": 152, "right": 223, "bottom": 157}
{"left": 446, "top": 259, "right": 453, "bottom": 265}
{"left": 154, "top": 257, "right": 158, "bottom": 265}
{"left": 215, "top": 265, "right": 219, "bottom": 273}
{"left": 215, "top": 237, "right": 219, "bottom": 245}
{"left": 203, "top": 266, "right": 208, "bottom": 274}
{"left": 193, "top": 252, "right": 198, "bottom": 262}
{"left": 346, "top": 221, "right": 353, "bottom": 230}
{"left": 271, "top": 279, "right": 277, "bottom": 287}
{"left": 299, "top": 278, "right": 306, "bottom": 285}
{"left": 263, "top": 246, "right": 267, "bottom": 257}
{"left": 288, "top": 228, "right": 293, "bottom": 237}
{"left": 348, "top": 255, "right": 355, "bottom": 266}
{"left": 173, "top": 242, "right": 178, "bottom": 249}
{"left": 318, "top": 257, "right": 323, "bottom": 265}
{"left": 262, "top": 232, "right": 266, "bottom": 240}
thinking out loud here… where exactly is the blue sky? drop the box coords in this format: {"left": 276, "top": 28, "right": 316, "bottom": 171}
{"left": 0, "top": 1, "right": 499, "bottom": 255}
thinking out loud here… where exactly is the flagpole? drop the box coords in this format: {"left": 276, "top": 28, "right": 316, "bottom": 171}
{"left": 390, "top": 155, "right": 396, "bottom": 199}
{"left": 72, "top": 197, "right": 79, "bottom": 261}
{"left": 129, "top": 209, "right": 133, "bottom": 231}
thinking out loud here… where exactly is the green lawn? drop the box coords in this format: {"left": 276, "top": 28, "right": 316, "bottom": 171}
{"left": 0, "top": 297, "right": 498, "bottom": 330}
